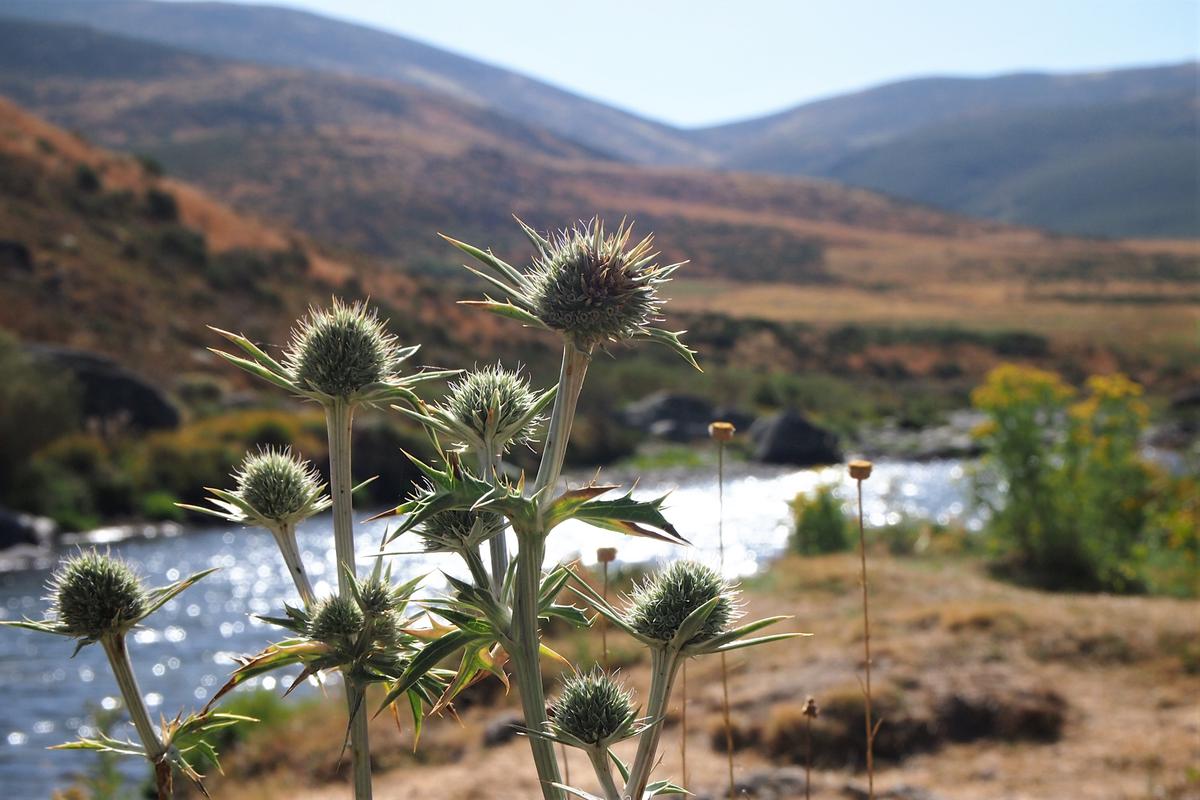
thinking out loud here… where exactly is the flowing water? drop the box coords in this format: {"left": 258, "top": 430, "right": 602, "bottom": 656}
{"left": 0, "top": 459, "right": 976, "bottom": 797}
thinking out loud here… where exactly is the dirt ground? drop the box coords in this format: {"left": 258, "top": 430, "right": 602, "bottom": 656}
{"left": 208, "top": 553, "right": 1200, "bottom": 800}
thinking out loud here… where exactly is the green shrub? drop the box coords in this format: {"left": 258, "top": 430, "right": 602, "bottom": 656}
{"left": 144, "top": 187, "right": 179, "bottom": 222}
{"left": 788, "top": 485, "right": 850, "bottom": 554}
{"left": 972, "top": 364, "right": 1194, "bottom": 594}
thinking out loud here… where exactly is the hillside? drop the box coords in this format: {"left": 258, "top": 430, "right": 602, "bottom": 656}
{"left": 0, "top": 0, "right": 707, "bottom": 166}
{"left": 0, "top": 94, "right": 506, "bottom": 380}
{"left": 3, "top": 17, "right": 1190, "bottom": 293}
{"left": 3, "top": 1, "right": 1196, "bottom": 238}
{"left": 689, "top": 65, "right": 1200, "bottom": 237}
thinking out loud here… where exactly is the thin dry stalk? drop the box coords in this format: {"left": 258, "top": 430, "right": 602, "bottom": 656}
{"left": 803, "top": 696, "right": 819, "bottom": 800}
{"left": 710, "top": 421, "right": 737, "bottom": 800}
{"left": 681, "top": 662, "right": 689, "bottom": 787}
{"left": 597, "top": 547, "right": 616, "bottom": 668}
{"left": 850, "top": 460, "right": 876, "bottom": 800}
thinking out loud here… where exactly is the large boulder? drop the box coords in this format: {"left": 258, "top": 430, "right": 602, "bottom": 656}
{"left": 621, "top": 392, "right": 715, "bottom": 442}
{"left": 0, "top": 506, "right": 56, "bottom": 550}
{"left": 749, "top": 409, "right": 841, "bottom": 466}
{"left": 28, "top": 345, "right": 179, "bottom": 430}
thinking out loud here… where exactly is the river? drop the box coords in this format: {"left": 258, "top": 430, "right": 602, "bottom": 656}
{"left": 0, "top": 459, "right": 975, "bottom": 797}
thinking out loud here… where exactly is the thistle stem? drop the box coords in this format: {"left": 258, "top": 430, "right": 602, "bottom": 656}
{"left": 587, "top": 745, "right": 622, "bottom": 800}
{"left": 325, "top": 399, "right": 372, "bottom": 800}
{"left": 717, "top": 438, "right": 735, "bottom": 799}
{"left": 101, "top": 635, "right": 170, "bottom": 799}
{"left": 625, "top": 647, "right": 681, "bottom": 800}
{"left": 479, "top": 448, "right": 508, "bottom": 594}
{"left": 533, "top": 344, "right": 590, "bottom": 499}
{"left": 271, "top": 521, "right": 316, "bottom": 607}
{"left": 510, "top": 533, "right": 563, "bottom": 800}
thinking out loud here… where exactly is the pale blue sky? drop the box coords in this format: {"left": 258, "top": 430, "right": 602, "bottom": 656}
{"left": 189, "top": 0, "right": 1199, "bottom": 126}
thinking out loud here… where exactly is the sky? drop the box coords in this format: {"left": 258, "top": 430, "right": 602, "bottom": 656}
{"left": 181, "top": 0, "right": 1199, "bottom": 126}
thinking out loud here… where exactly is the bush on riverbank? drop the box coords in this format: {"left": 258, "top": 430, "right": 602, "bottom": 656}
{"left": 788, "top": 485, "right": 851, "bottom": 554}
{"left": 972, "top": 364, "right": 1197, "bottom": 596}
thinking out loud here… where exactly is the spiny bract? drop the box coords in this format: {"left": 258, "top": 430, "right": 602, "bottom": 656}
{"left": 551, "top": 668, "right": 634, "bottom": 745}
{"left": 415, "top": 509, "right": 505, "bottom": 554}
{"left": 284, "top": 299, "right": 401, "bottom": 398}
{"left": 445, "top": 365, "right": 541, "bottom": 449}
{"left": 49, "top": 550, "right": 147, "bottom": 638}
{"left": 233, "top": 448, "right": 323, "bottom": 524}
{"left": 528, "top": 218, "right": 676, "bottom": 348}
{"left": 626, "top": 560, "right": 737, "bottom": 645}
{"left": 308, "top": 595, "right": 364, "bottom": 648}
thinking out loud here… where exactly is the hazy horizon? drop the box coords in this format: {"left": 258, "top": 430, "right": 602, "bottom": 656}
{"left": 161, "top": 0, "right": 1200, "bottom": 126}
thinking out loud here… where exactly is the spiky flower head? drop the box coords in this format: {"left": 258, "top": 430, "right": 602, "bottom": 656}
{"left": 550, "top": 668, "right": 636, "bottom": 746}
{"left": 356, "top": 577, "right": 396, "bottom": 618}
{"left": 443, "top": 218, "right": 698, "bottom": 367}
{"left": 527, "top": 218, "right": 673, "bottom": 348}
{"left": 307, "top": 595, "right": 364, "bottom": 651}
{"left": 445, "top": 365, "right": 543, "bottom": 451}
{"left": 284, "top": 299, "right": 403, "bottom": 399}
{"left": 47, "top": 550, "right": 147, "bottom": 639}
{"left": 414, "top": 509, "right": 505, "bottom": 554}
{"left": 626, "top": 560, "right": 738, "bottom": 646}
{"left": 232, "top": 448, "right": 327, "bottom": 526}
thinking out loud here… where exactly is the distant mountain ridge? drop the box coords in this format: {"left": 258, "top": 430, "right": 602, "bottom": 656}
{"left": 1, "top": 2, "right": 1196, "bottom": 238}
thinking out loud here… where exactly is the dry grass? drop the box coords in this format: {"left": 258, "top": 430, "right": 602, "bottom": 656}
{"left": 203, "top": 553, "right": 1200, "bottom": 800}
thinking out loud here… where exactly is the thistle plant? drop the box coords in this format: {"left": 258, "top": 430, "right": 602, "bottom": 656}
{"left": 210, "top": 300, "right": 455, "bottom": 799}
{"left": 179, "top": 447, "right": 330, "bottom": 607}
{"left": 193, "top": 217, "right": 797, "bottom": 800}
{"left": 1, "top": 550, "right": 241, "bottom": 798}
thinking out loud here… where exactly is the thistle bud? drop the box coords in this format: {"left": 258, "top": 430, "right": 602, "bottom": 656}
{"left": 626, "top": 560, "right": 737, "bottom": 646}
{"left": 849, "top": 460, "right": 874, "bottom": 481}
{"left": 355, "top": 577, "right": 395, "bottom": 618}
{"left": 308, "top": 595, "right": 364, "bottom": 649}
{"left": 284, "top": 299, "right": 401, "bottom": 399}
{"left": 49, "top": 551, "right": 146, "bottom": 639}
{"left": 415, "top": 509, "right": 505, "bottom": 554}
{"left": 446, "top": 365, "right": 541, "bottom": 450}
{"left": 233, "top": 447, "right": 325, "bottom": 525}
{"left": 550, "top": 668, "right": 635, "bottom": 746}
{"left": 709, "top": 421, "right": 736, "bottom": 442}
{"left": 528, "top": 218, "right": 674, "bottom": 349}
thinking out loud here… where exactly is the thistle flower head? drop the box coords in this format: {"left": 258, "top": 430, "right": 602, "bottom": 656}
{"left": 527, "top": 218, "right": 672, "bottom": 348}
{"left": 284, "top": 299, "right": 402, "bottom": 399}
{"left": 443, "top": 218, "right": 698, "bottom": 368}
{"left": 48, "top": 550, "right": 147, "bottom": 639}
{"left": 445, "top": 365, "right": 542, "bottom": 451}
{"left": 308, "top": 595, "right": 364, "bottom": 649}
{"left": 356, "top": 577, "right": 396, "bottom": 618}
{"left": 232, "top": 447, "right": 326, "bottom": 526}
{"left": 550, "top": 668, "right": 635, "bottom": 746}
{"left": 414, "top": 509, "right": 505, "bottom": 554}
{"left": 626, "top": 560, "right": 738, "bottom": 646}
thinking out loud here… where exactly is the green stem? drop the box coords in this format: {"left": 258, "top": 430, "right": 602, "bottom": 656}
{"left": 510, "top": 533, "right": 563, "bottom": 800}
{"left": 102, "top": 635, "right": 170, "bottom": 798}
{"left": 586, "top": 746, "right": 622, "bottom": 800}
{"left": 271, "top": 521, "right": 316, "bottom": 607}
{"left": 533, "top": 344, "right": 590, "bottom": 500}
{"left": 325, "top": 399, "right": 372, "bottom": 800}
{"left": 625, "top": 647, "right": 682, "bottom": 800}
{"left": 480, "top": 448, "right": 508, "bottom": 594}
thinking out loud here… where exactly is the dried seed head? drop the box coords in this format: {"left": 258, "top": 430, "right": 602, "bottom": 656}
{"left": 803, "top": 696, "right": 819, "bottom": 718}
{"left": 284, "top": 299, "right": 401, "bottom": 398}
{"left": 49, "top": 550, "right": 146, "bottom": 638}
{"left": 709, "top": 421, "right": 736, "bottom": 442}
{"left": 551, "top": 668, "right": 634, "bottom": 745}
{"left": 626, "top": 560, "right": 737, "bottom": 645}
{"left": 415, "top": 509, "right": 505, "bottom": 554}
{"left": 849, "top": 460, "right": 874, "bottom": 481}
{"left": 308, "top": 595, "right": 364, "bottom": 648}
{"left": 528, "top": 218, "right": 674, "bottom": 348}
{"left": 445, "top": 365, "right": 541, "bottom": 450}
{"left": 597, "top": 547, "right": 617, "bottom": 564}
{"left": 233, "top": 448, "right": 323, "bottom": 524}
